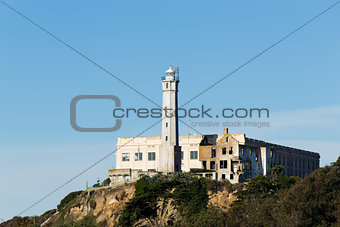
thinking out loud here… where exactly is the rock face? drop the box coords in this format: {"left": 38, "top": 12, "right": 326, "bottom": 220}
{"left": 43, "top": 183, "right": 136, "bottom": 227}
{"left": 209, "top": 190, "right": 237, "bottom": 212}
{"left": 32, "top": 182, "right": 236, "bottom": 227}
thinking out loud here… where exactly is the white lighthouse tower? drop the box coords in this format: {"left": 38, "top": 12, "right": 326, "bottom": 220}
{"left": 158, "top": 65, "right": 182, "bottom": 173}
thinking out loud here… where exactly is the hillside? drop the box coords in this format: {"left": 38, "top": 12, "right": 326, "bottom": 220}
{"left": 2, "top": 156, "right": 340, "bottom": 226}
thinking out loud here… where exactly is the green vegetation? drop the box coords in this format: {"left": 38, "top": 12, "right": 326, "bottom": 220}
{"left": 120, "top": 158, "right": 340, "bottom": 226}
{"left": 175, "top": 206, "right": 227, "bottom": 227}
{"left": 226, "top": 159, "right": 340, "bottom": 226}
{"left": 205, "top": 178, "right": 234, "bottom": 193}
{"left": 119, "top": 173, "right": 209, "bottom": 226}
{"left": 102, "top": 178, "right": 111, "bottom": 186}
{"left": 5, "top": 157, "right": 340, "bottom": 226}
{"left": 57, "top": 190, "right": 83, "bottom": 210}
{"left": 189, "top": 168, "right": 215, "bottom": 173}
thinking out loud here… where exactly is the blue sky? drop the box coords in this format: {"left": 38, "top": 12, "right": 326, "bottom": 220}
{"left": 1, "top": 0, "right": 340, "bottom": 222}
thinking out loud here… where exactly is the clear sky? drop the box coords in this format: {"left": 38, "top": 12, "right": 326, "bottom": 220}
{"left": 1, "top": 0, "right": 340, "bottom": 222}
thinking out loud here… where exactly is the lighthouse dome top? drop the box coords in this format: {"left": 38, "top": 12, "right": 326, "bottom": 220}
{"left": 162, "top": 65, "right": 179, "bottom": 81}
{"left": 165, "top": 65, "right": 175, "bottom": 74}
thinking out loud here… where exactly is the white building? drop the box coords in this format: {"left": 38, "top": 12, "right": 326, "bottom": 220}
{"left": 109, "top": 66, "right": 320, "bottom": 184}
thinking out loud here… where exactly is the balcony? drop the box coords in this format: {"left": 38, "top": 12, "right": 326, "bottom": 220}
{"left": 161, "top": 76, "right": 180, "bottom": 81}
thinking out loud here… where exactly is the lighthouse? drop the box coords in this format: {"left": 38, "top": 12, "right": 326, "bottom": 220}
{"left": 158, "top": 65, "right": 182, "bottom": 173}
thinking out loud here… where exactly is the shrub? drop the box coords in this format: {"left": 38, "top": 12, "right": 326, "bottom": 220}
{"left": 57, "top": 190, "right": 83, "bottom": 211}
{"left": 190, "top": 168, "right": 215, "bottom": 173}
{"left": 119, "top": 173, "right": 209, "bottom": 226}
{"left": 102, "top": 178, "right": 111, "bottom": 186}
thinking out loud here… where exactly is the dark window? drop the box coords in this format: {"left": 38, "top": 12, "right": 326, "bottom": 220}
{"left": 122, "top": 153, "right": 130, "bottom": 161}
{"left": 166, "top": 83, "right": 168, "bottom": 88}
{"left": 165, "top": 136, "right": 168, "bottom": 141}
{"left": 135, "top": 152, "right": 143, "bottom": 161}
{"left": 148, "top": 169, "right": 156, "bottom": 172}
{"left": 220, "top": 160, "right": 228, "bottom": 169}
{"left": 148, "top": 152, "right": 156, "bottom": 161}
{"left": 222, "top": 174, "right": 226, "bottom": 179}
{"left": 230, "top": 174, "right": 234, "bottom": 180}
{"left": 190, "top": 151, "right": 198, "bottom": 159}
{"left": 202, "top": 161, "right": 207, "bottom": 169}
{"left": 222, "top": 148, "right": 226, "bottom": 155}
{"left": 240, "top": 146, "right": 244, "bottom": 155}
{"left": 166, "top": 122, "right": 168, "bottom": 127}
{"left": 211, "top": 148, "right": 216, "bottom": 158}
{"left": 181, "top": 151, "right": 184, "bottom": 160}
{"left": 226, "top": 137, "right": 228, "bottom": 142}
{"left": 210, "top": 161, "right": 216, "bottom": 169}
{"left": 229, "top": 147, "right": 233, "bottom": 154}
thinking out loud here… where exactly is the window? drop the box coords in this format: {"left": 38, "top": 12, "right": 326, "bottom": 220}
{"left": 211, "top": 148, "right": 216, "bottom": 158}
{"left": 166, "top": 122, "right": 168, "bottom": 127}
{"left": 166, "top": 83, "right": 169, "bottom": 88}
{"left": 190, "top": 151, "right": 198, "bottom": 159}
{"left": 222, "top": 174, "right": 226, "bottom": 180}
{"left": 230, "top": 174, "right": 234, "bottom": 180}
{"left": 220, "top": 160, "right": 228, "bottom": 169}
{"left": 148, "top": 169, "right": 156, "bottom": 172}
{"left": 229, "top": 147, "right": 233, "bottom": 154}
{"left": 226, "top": 137, "right": 228, "bottom": 142}
{"left": 202, "top": 161, "right": 207, "bottom": 169}
{"left": 122, "top": 153, "right": 130, "bottom": 161}
{"left": 181, "top": 151, "right": 184, "bottom": 160}
{"left": 135, "top": 152, "right": 143, "bottom": 161}
{"left": 241, "top": 146, "right": 244, "bottom": 155}
{"left": 222, "top": 148, "right": 226, "bottom": 155}
{"left": 270, "top": 150, "right": 273, "bottom": 158}
{"left": 210, "top": 161, "right": 216, "bottom": 169}
{"left": 148, "top": 152, "right": 156, "bottom": 161}
{"left": 165, "top": 136, "right": 168, "bottom": 141}
{"left": 250, "top": 148, "right": 252, "bottom": 155}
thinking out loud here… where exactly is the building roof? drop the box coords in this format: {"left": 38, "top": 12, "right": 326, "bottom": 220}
{"left": 244, "top": 137, "right": 320, "bottom": 158}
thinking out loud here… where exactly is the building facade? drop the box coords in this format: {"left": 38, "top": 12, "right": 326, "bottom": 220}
{"left": 112, "top": 128, "right": 320, "bottom": 184}
{"left": 108, "top": 66, "right": 320, "bottom": 185}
